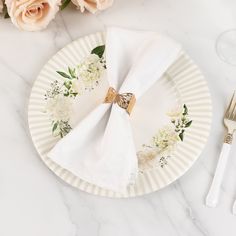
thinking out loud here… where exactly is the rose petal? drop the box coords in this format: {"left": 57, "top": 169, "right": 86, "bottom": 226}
{"left": 71, "top": 0, "right": 113, "bottom": 14}
{"left": 6, "top": 0, "right": 60, "bottom": 31}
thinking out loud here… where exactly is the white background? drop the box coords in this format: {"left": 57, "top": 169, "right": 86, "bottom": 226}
{"left": 0, "top": 0, "right": 236, "bottom": 235}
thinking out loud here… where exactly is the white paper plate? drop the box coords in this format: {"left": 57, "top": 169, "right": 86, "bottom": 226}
{"left": 28, "top": 32, "right": 212, "bottom": 198}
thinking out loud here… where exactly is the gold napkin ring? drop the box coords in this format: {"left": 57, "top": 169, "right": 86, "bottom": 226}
{"left": 104, "top": 87, "right": 136, "bottom": 115}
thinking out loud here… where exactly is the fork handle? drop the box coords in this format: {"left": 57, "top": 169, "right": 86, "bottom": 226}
{"left": 206, "top": 143, "right": 231, "bottom": 207}
{"left": 232, "top": 200, "right": 236, "bottom": 215}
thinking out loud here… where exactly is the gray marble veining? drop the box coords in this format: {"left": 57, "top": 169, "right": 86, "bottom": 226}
{"left": 0, "top": 0, "right": 236, "bottom": 235}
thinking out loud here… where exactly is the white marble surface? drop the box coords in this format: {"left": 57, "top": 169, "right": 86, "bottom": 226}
{"left": 0, "top": 0, "right": 236, "bottom": 235}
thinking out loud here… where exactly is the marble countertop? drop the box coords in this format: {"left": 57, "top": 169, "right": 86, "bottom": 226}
{"left": 1, "top": 0, "right": 236, "bottom": 235}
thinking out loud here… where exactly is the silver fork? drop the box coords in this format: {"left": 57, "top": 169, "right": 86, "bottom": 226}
{"left": 206, "top": 91, "right": 236, "bottom": 208}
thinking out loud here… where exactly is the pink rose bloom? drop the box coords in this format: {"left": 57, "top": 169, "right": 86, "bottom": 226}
{"left": 5, "top": 0, "right": 60, "bottom": 31}
{"left": 71, "top": 0, "right": 113, "bottom": 14}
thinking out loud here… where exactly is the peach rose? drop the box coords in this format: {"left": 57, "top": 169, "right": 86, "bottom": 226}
{"left": 5, "top": 0, "right": 60, "bottom": 31}
{"left": 0, "top": 0, "right": 3, "bottom": 13}
{"left": 71, "top": 0, "right": 113, "bottom": 14}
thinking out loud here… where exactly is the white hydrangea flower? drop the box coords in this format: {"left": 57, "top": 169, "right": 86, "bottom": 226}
{"left": 45, "top": 94, "right": 73, "bottom": 121}
{"left": 166, "top": 105, "right": 182, "bottom": 119}
{"left": 137, "top": 149, "right": 158, "bottom": 166}
{"left": 77, "top": 54, "right": 105, "bottom": 90}
{"left": 152, "top": 125, "right": 180, "bottom": 154}
{"left": 71, "top": 79, "right": 84, "bottom": 95}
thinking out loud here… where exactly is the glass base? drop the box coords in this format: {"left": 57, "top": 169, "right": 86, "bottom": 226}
{"left": 216, "top": 29, "right": 236, "bottom": 66}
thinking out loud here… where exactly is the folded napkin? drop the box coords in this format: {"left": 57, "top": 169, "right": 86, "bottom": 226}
{"left": 48, "top": 27, "right": 181, "bottom": 192}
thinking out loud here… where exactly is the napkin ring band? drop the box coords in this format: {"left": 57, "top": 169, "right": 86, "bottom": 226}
{"left": 104, "top": 87, "right": 136, "bottom": 115}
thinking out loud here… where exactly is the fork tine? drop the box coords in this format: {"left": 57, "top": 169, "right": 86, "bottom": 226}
{"left": 233, "top": 100, "right": 236, "bottom": 121}
{"left": 225, "top": 91, "right": 236, "bottom": 119}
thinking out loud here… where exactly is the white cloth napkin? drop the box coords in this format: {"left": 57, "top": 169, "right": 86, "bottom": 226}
{"left": 48, "top": 27, "right": 181, "bottom": 192}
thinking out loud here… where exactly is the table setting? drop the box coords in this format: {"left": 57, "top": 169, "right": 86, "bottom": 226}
{"left": 0, "top": 1, "right": 236, "bottom": 236}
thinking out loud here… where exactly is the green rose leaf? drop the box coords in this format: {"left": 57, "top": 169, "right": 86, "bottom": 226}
{"left": 4, "top": 12, "right": 10, "bottom": 19}
{"left": 60, "top": 0, "right": 71, "bottom": 10}
{"left": 91, "top": 45, "right": 105, "bottom": 58}
{"left": 57, "top": 71, "right": 71, "bottom": 79}
{"left": 2, "top": 3, "right": 10, "bottom": 19}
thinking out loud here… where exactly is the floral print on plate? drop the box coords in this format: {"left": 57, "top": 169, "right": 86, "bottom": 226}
{"left": 43, "top": 44, "right": 193, "bottom": 170}
{"left": 138, "top": 104, "right": 192, "bottom": 170}
{"left": 44, "top": 45, "right": 106, "bottom": 138}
